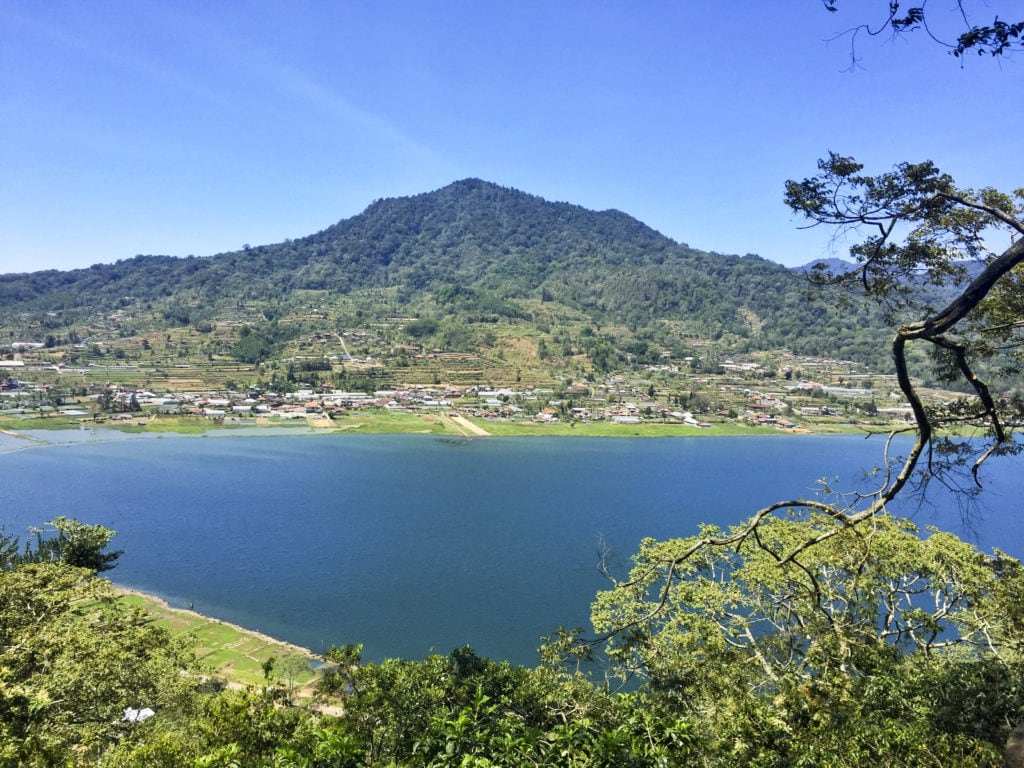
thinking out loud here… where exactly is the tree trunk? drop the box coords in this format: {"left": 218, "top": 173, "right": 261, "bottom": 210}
{"left": 1006, "top": 721, "right": 1024, "bottom": 768}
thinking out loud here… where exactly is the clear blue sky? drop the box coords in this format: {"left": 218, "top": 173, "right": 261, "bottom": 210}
{"left": 2, "top": 1, "right": 1020, "bottom": 273}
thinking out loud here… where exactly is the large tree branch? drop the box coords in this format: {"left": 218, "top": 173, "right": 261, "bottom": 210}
{"left": 940, "top": 191, "right": 1024, "bottom": 237}
{"left": 587, "top": 160, "right": 1024, "bottom": 679}
{"left": 901, "top": 228, "right": 1024, "bottom": 340}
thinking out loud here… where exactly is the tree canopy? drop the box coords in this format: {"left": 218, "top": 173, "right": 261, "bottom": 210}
{"left": 0, "top": 526, "right": 193, "bottom": 766}
{"left": 2, "top": 517, "right": 122, "bottom": 573}
{"left": 588, "top": 512, "right": 1024, "bottom": 764}
{"left": 785, "top": 155, "right": 1024, "bottom": 510}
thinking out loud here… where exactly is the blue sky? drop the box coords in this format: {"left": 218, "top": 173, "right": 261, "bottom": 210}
{"left": 2, "top": 2, "right": 1020, "bottom": 274}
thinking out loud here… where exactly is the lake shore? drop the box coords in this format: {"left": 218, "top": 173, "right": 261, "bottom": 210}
{"left": 115, "top": 583, "right": 319, "bottom": 655}
{"left": 111, "top": 584, "right": 324, "bottom": 675}
{"left": 0, "top": 408, "right": 870, "bottom": 444}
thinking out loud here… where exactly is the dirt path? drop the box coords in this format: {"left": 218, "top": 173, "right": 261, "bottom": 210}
{"left": 445, "top": 413, "right": 491, "bottom": 437}
{"left": 306, "top": 415, "right": 335, "bottom": 429}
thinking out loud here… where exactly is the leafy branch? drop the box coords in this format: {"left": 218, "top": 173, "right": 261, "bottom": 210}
{"left": 822, "top": 1, "right": 1024, "bottom": 68}
{"left": 565, "top": 158, "right": 1024, "bottom": 705}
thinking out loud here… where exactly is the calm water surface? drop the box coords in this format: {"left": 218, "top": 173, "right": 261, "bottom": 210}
{"left": 1, "top": 432, "right": 1021, "bottom": 664}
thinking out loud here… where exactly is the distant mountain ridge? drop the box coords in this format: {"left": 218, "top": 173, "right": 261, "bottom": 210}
{"left": 791, "top": 258, "right": 858, "bottom": 275}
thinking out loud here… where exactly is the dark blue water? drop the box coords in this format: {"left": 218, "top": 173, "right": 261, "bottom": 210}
{"left": 1, "top": 432, "right": 1021, "bottom": 664}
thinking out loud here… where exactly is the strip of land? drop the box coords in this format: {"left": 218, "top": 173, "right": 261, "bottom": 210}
{"left": 112, "top": 586, "right": 321, "bottom": 690}
{"left": 443, "top": 413, "right": 492, "bottom": 436}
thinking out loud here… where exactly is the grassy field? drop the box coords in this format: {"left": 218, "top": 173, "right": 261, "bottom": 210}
{"left": 471, "top": 418, "right": 797, "bottom": 437}
{"left": 115, "top": 593, "right": 320, "bottom": 690}
{"left": 1, "top": 408, "right": 876, "bottom": 441}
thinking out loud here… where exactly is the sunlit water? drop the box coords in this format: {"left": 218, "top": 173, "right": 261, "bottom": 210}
{"left": 1, "top": 431, "right": 1020, "bottom": 664}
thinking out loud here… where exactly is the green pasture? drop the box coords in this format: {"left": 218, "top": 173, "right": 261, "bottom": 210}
{"left": 460, "top": 416, "right": 801, "bottom": 438}
{"left": 116, "top": 594, "right": 319, "bottom": 689}
{"left": 0, "top": 408, "right": 872, "bottom": 441}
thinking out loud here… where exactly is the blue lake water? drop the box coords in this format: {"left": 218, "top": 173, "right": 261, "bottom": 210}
{"left": 1, "top": 431, "right": 1021, "bottom": 665}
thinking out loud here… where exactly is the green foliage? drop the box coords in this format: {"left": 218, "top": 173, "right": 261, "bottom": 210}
{"left": 4, "top": 517, "right": 123, "bottom": 572}
{"left": 405, "top": 317, "right": 439, "bottom": 339}
{"left": 232, "top": 324, "right": 281, "bottom": 364}
{"left": 315, "top": 644, "right": 702, "bottom": 767}
{"left": 0, "top": 564, "right": 198, "bottom": 767}
{"left": 3, "top": 514, "right": 1022, "bottom": 766}
{"left": 589, "top": 512, "right": 1024, "bottom": 765}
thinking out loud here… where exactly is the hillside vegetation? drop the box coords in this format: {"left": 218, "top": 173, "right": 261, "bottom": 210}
{"left": 4, "top": 515, "right": 1022, "bottom": 767}
{"left": 0, "top": 180, "right": 894, "bottom": 391}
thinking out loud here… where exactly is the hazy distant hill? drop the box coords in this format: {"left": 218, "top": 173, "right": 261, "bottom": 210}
{"left": 0, "top": 179, "right": 892, "bottom": 368}
{"left": 791, "top": 258, "right": 858, "bottom": 275}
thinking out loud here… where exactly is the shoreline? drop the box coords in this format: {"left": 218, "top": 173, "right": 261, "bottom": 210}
{"left": 110, "top": 583, "right": 324, "bottom": 663}
{"left": 0, "top": 413, "right": 871, "bottom": 443}
{"left": 0, "top": 426, "right": 867, "bottom": 457}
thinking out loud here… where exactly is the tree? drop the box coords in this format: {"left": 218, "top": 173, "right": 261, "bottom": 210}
{"left": 0, "top": 564, "right": 198, "bottom": 765}
{"left": 0, "top": 528, "right": 20, "bottom": 570}
{"left": 268, "top": 653, "right": 313, "bottom": 705}
{"left": 404, "top": 316, "right": 438, "bottom": 339}
{"left": 589, "top": 513, "right": 1024, "bottom": 764}
{"left": 581, "top": 4, "right": 1024, "bottom": 762}
{"left": 316, "top": 644, "right": 685, "bottom": 766}
{"left": 785, "top": 155, "right": 1024, "bottom": 512}
{"left": 22, "top": 517, "right": 123, "bottom": 573}
{"left": 232, "top": 329, "right": 272, "bottom": 364}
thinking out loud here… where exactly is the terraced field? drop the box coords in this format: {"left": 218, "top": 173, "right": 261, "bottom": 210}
{"left": 115, "top": 592, "right": 320, "bottom": 691}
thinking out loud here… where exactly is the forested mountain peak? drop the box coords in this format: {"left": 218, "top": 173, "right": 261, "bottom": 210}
{"left": 356, "top": 178, "right": 624, "bottom": 226}
{"left": 304, "top": 177, "right": 684, "bottom": 271}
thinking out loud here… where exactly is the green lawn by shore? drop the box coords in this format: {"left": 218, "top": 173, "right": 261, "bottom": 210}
{"left": 0, "top": 409, "right": 873, "bottom": 438}
{"left": 115, "top": 592, "right": 320, "bottom": 691}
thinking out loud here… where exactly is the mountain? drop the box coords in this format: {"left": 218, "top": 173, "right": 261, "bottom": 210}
{"left": 791, "top": 258, "right": 858, "bottom": 275}
{"left": 0, "top": 180, "right": 892, "bottom": 380}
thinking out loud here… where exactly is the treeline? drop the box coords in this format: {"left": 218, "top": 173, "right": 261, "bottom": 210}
{"left": 3, "top": 515, "right": 1022, "bottom": 766}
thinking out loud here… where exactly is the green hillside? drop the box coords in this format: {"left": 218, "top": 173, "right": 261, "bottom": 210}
{"left": 0, "top": 180, "right": 892, "bottom": 387}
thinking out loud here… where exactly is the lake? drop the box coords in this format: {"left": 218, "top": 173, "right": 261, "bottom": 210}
{"left": 1, "top": 431, "right": 1021, "bottom": 665}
